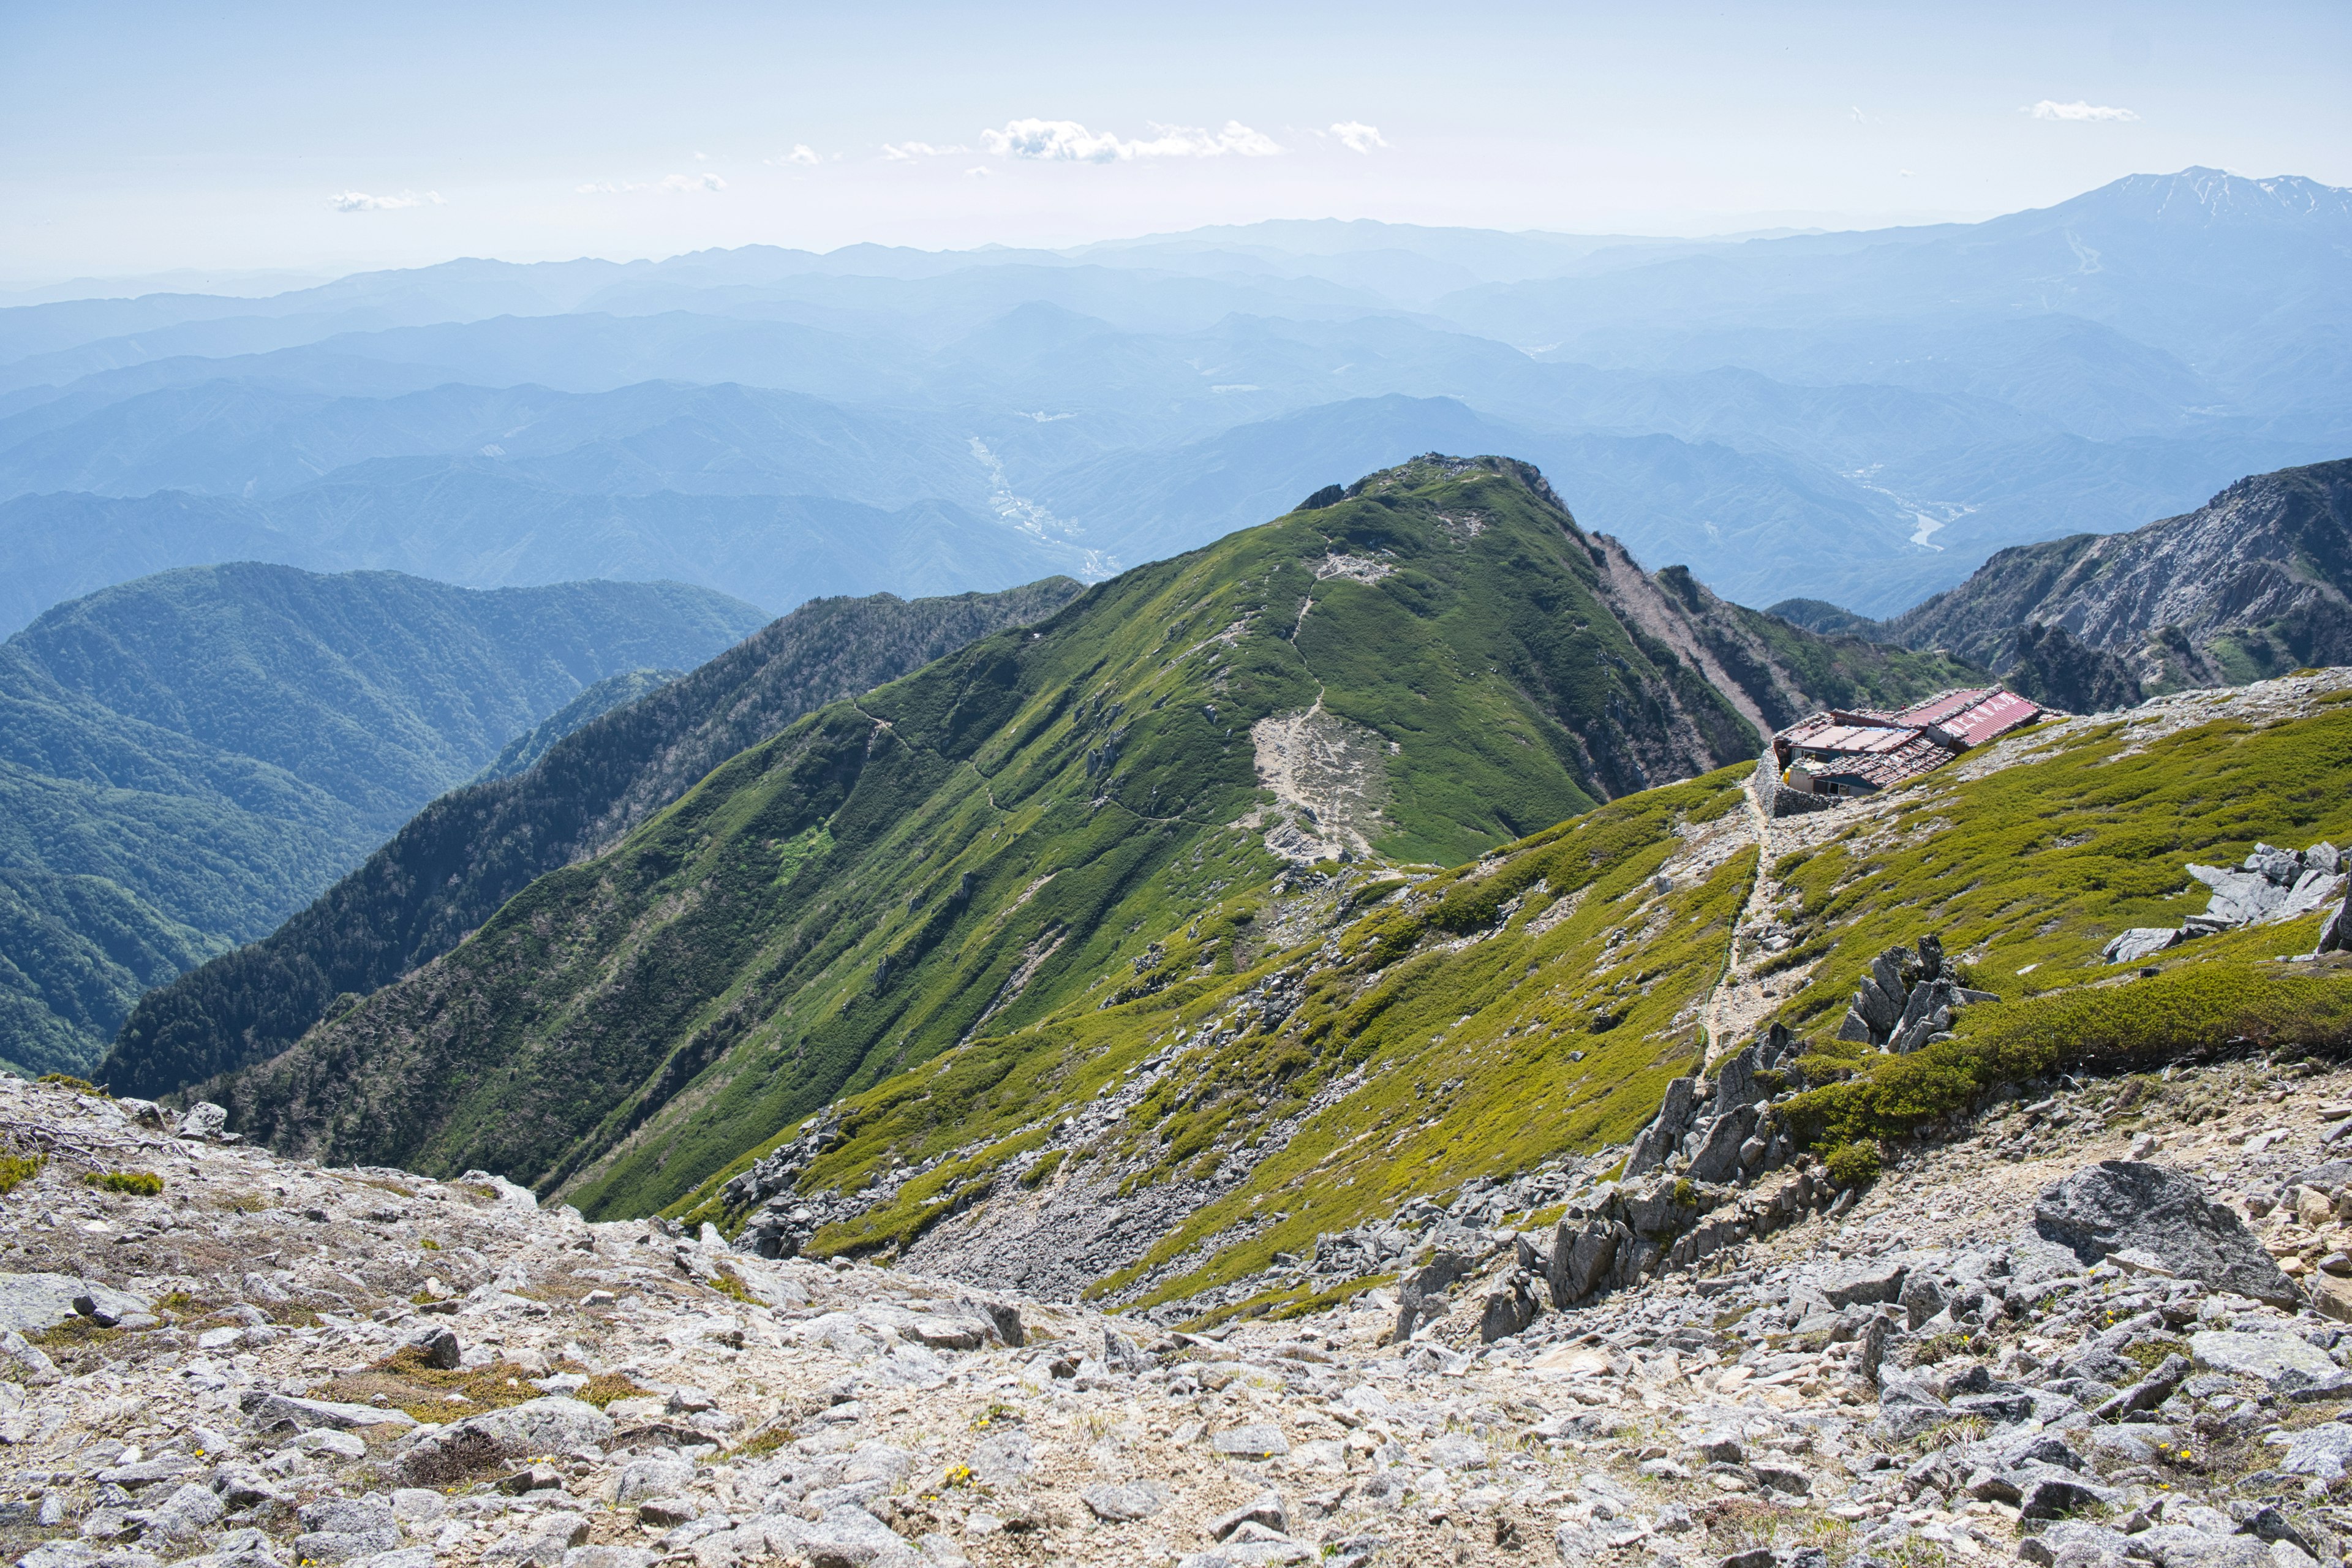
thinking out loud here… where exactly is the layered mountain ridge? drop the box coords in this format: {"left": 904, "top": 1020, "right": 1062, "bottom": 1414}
{"left": 1776, "top": 458, "right": 2352, "bottom": 709}
{"left": 142, "top": 456, "right": 1972, "bottom": 1226}
{"left": 1, "top": 564, "right": 766, "bottom": 1075}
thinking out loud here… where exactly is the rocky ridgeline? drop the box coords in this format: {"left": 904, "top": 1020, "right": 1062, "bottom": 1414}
{"left": 2106, "top": 845, "right": 2351, "bottom": 967}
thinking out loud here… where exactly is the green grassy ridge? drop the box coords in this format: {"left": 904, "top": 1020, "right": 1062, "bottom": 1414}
{"left": 749, "top": 766, "right": 1752, "bottom": 1310}
{"left": 217, "top": 458, "right": 1800, "bottom": 1215}
{"left": 1765, "top": 687, "right": 2352, "bottom": 1042}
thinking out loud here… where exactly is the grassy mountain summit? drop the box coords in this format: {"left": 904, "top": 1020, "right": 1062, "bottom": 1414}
{"left": 204, "top": 455, "right": 1973, "bottom": 1219}
{"left": 0, "top": 564, "right": 765, "bottom": 1076}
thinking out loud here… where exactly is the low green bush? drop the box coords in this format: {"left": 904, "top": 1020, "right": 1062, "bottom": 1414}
{"left": 83, "top": 1169, "right": 163, "bottom": 1196}
{"left": 1822, "top": 1140, "right": 1882, "bottom": 1186}
{"left": 1785, "top": 963, "right": 2352, "bottom": 1150}
{"left": 0, "top": 1155, "right": 43, "bottom": 1196}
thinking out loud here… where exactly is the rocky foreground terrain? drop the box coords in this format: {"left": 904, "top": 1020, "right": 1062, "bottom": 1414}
{"left": 12, "top": 1025, "right": 2352, "bottom": 1568}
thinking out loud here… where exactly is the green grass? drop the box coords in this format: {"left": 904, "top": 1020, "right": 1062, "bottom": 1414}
{"left": 1769, "top": 699, "right": 2352, "bottom": 1025}
{"left": 785, "top": 764, "right": 1753, "bottom": 1306}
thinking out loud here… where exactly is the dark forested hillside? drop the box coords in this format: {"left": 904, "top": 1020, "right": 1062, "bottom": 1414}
{"left": 1, "top": 565, "right": 766, "bottom": 1075}
{"left": 98, "top": 580, "right": 1082, "bottom": 1099}
{"left": 182, "top": 456, "right": 1975, "bottom": 1217}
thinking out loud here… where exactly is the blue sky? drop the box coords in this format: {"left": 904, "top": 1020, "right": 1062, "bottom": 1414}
{"left": 4, "top": 0, "right": 2346, "bottom": 281}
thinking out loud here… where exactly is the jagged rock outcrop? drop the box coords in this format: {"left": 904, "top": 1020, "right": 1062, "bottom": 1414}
{"left": 2104, "top": 840, "right": 2346, "bottom": 963}
{"left": 1891, "top": 458, "right": 2352, "bottom": 693}
{"left": 1832, "top": 932, "right": 1999, "bottom": 1053}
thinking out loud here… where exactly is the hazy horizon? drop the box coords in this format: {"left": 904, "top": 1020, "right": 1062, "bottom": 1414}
{"left": 7, "top": 0, "right": 2348, "bottom": 283}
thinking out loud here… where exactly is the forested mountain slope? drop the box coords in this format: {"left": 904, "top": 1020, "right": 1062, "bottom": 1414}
{"left": 188, "top": 456, "right": 1972, "bottom": 1219}
{"left": 1, "top": 564, "right": 764, "bottom": 1076}
{"left": 99, "top": 581, "right": 1082, "bottom": 1099}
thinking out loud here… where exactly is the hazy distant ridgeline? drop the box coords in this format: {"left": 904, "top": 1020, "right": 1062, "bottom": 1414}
{"left": 0, "top": 169, "right": 2344, "bottom": 621}
{"left": 0, "top": 564, "right": 766, "bottom": 1076}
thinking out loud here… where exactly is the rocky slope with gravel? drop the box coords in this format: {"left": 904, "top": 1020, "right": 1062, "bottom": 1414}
{"left": 14, "top": 953, "right": 2352, "bottom": 1568}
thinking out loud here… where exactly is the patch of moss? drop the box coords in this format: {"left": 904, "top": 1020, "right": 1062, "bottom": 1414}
{"left": 83, "top": 1170, "right": 163, "bottom": 1196}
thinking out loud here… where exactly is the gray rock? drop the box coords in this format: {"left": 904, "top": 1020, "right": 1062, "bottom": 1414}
{"left": 614, "top": 1458, "right": 695, "bottom": 1502}
{"left": 401, "top": 1325, "right": 460, "bottom": 1370}
{"left": 298, "top": 1498, "right": 398, "bottom": 1537}
{"left": 292, "top": 1531, "right": 401, "bottom": 1565}
{"left": 562, "top": 1551, "right": 655, "bottom": 1568}
{"left": 480, "top": 1515, "right": 590, "bottom": 1568}
{"left": 2018, "top": 1469, "right": 2117, "bottom": 1520}
{"left": 2191, "top": 1331, "right": 2352, "bottom": 1400}
{"left": 242, "top": 1390, "right": 419, "bottom": 1433}
{"left": 1210, "top": 1492, "right": 1290, "bottom": 1542}
{"left": 1428, "top": 1433, "right": 1488, "bottom": 1470}
{"left": 1874, "top": 1378, "right": 1952, "bottom": 1442}
{"left": 2019, "top": 1524, "right": 2141, "bottom": 1568}
{"left": 387, "top": 1490, "right": 445, "bottom": 1530}
{"left": 1548, "top": 1217, "right": 1624, "bottom": 1309}
{"left": 2129, "top": 1526, "right": 2274, "bottom": 1568}
{"left": 1822, "top": 1257, "right": 1907, "bottom": 1308}
{"left": 1212, "top": 1423, "right": 1289, "bottom": 1458}
{"left": 0, "top": 1273, "right": 149, "bottom": 1334}
{"left": 968, "top": 1428, "right": 1032, "bottom": 1486}
{"left": 178, "top": 1102, "right": 230, "bottom": 1139}
{"left": 1082, "top": 1480, "right": 1167, "bottom": 1521}
{"left": 143, "top": 1482, "right": 225, "bottom": 1540}
{"left": 2096, "top": 1352, "right": 2193, "bottom": 1419}
{"left": 1478, "top": 1276, "right": 1538, "bottom": 1343}
{"left": 1687, "top": 1110, "right": 1752, "bottom": 1185}
{"left": 786, "top": 1506, "right": 914, "bottom": 1567}
{"left": 2034, "top": 1161, "right": 2301, "bottom": 1306}
{"left": 2103, "top": 928, "right": 2185, "bottom": 964}
{"left": 2274, "top": 1421, "right": 2352, "bottom": 1480}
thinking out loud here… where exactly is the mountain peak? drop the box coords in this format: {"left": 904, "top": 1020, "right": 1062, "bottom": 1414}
{"left": 2057, "top": 167, "right": 2352, "bottom": 230}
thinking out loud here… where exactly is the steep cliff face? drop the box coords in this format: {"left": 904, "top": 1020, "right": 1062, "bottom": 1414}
{"left": 1588, "top": 551, "right": 1980, "bottom": 736}
{"left": 1890, "top": 458, "right": 2352, "bottom": 696}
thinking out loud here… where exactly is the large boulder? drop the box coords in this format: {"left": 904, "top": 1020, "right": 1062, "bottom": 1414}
{"left": 2188, "top": 1332, "right": 2352, "bottom": 1401}
{"left": 2034, "top": 1161, "right": 2300, "bottom": 1307}
{"left": 0, "top": 1275, "right": 149, "bottom": 1334}
{"left": 396, "top": 1398, "right": 612, "bottom": 1485}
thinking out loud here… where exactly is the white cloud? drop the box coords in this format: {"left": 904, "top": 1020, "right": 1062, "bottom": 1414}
{"left": 967, "top": 167, "right": 989, "bottom": 178}
{"left": 575, "top": 173, "right": 726, "bottom": 195}
{"left": 979, "top": 118, "right": 1280, "bottom": 162}
{"left": 328, "top": 190, "right": 443, "bottom": 212}
{"left": 2029, "top": 99, "right": 2138, "bottom": 122}
{"left": 881, "top": 141, "right": 967, "bottom": 160}
{"left": 1329, "top": 121, "right": 1387, "bottom": 154}
{"left": 786, "top": 145, "right": 819, "bottom": 167}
